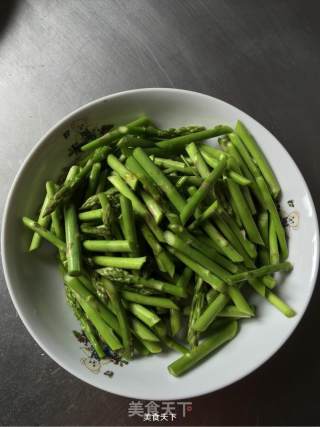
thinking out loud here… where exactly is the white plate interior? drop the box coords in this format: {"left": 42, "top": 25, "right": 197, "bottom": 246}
{"left": 2, "top": 89, "right": 319, "bottom": 399}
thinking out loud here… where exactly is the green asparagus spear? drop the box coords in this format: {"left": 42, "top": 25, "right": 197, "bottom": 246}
{"left": 168, "top": 320, "right": 238, "bottom": 376}
{"left": 92, "top": 256, "right": 146, "bottom": 270}
{"left": 235, "top": 121, "right": 281, "bottom": 199}
{"left": 256, "top": 176, "right": 288, "bottom": 259}
{"left": 22, "top": 217, "right": 66, "bottom": 252}
{"left": 44, "top": 147, "right": 109, "bottom": 216}
{"left": 29, "top": 190, "right": 52, "bottom": 251}
{"left": 85, "top": 162, "right": 102, "bottom": 199}
{"left": 166, "top": 246, "right": 227, "bottom": 293}
{"left": 226, "top": 178, "right": 264, "bottom": 245}
{"left": 100, "top": 278, "right": 133, "bottom": 358}
{"left": 133, "top": 147, "right": 186, "bottom": 213}
{"left": 141, "top": 223, "right": 175, "bottom": 277}
{"left": 227, "top": 261, "right": 293, "bottom": 284}
{"left": 123, "top": 301, "right": 161, "bottom": 327}
{"left": 96, "top": 267, "right": 186, "bottom": 298}
{"left": 248, "top": 277, "right": 295, "bottom": 317}
{"left": 269, "top": 217, "right": 280, "bottom": 264}
{"left": 186, "top": 142, "right": 210, "bottom": 178}
{"left": 122, "top": 290, "right": 179, "bottom": 310}
{"left": 81, "top": 116, "right": 150, "bottom": 152}
{"left": 180, "top": 155, "right": 227, "bottom": 225}
{"left": 147, "top": 125, "right": 233, "bottom": 155}
{"left": 107, "top": 154, "right": 138, "bottom": 190}
{"left": 64, "top": 203, "right": 81, "bottom": 276}
{"left": 83, "top": 240, "right": 131, "bottom": 252}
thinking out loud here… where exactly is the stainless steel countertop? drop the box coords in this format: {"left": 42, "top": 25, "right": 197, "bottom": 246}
{"left": 1, "top": 1, "right": 320, "bottom": 425}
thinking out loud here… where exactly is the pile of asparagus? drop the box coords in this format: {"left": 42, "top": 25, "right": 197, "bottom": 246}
{"left": 22, "top": 116, "right": 295, "bottom": 377}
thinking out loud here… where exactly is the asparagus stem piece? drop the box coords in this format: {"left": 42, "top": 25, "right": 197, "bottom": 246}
{"left": 64, "top": 203, "right": 81, "bottom": 276}
{"left": 225, "top": 140, "right": 266, "bottom": 208}
{"left": 44, "top": 147, "right": 109, "bottom": 216}
{"left": 137, "top": 338, "right": 162, "bottom": 354}
{"left": 180, "top": 155, "right": 227, "bottom": 225}
{"left": 65, "top": 275, "right": 122, "bottom": 350}
{"left": 230, "top": 133, "right": 261, "bottom": 178}
{"left": 227, "top": 261, "right": 293, "bottom": 284}
{"left": 107, "top": 154, "right": 138, "bottom": 190}
{"left": 93, "top": 256, "right": 146, "bottom": 270}
{"left": 78, "top": 209, "right": 103, "bottom": 222}
{"left": 220, "top": 209, "right": 257, "bottom": 259}
{"left": 198, "top": 144, "right": 223, "bottom": 159}
{"left": 129, "top": 124, "right": 206, "bottom": 139}
{"left": 133, "top": 337, "right": 151, "bottom": 356}
{"left": 80, "top": 187, "right": 118, "bottom": 211}
{"left": 211, "top": 211, "right": 255, "bottom": 268}
{"left": 79, "top": 314, "right": 105, "bottom": 359}
{"left": 119, "top": 195, "right": 139, "bottom": 257}
{"left": 168, "top": 320, "right": 238, "bottom": 376}
{"left": 176, "top": 175, "right": 203, "bottom": 189}
{"left": 218, "top": 304, "right": 255, "bottom": 318}
{"left": 256, "top": 176, "right": 288, "bottom": 259}
{"left": 202, "top": 221, "right": 244, "bottom": 263}
{"left": 206, "top": 288, "right": 219, "bottom": 304}
{"left": 131, "top": 317, "right": 160, "bottom": 342}
{"left": 118, "top": 135, "right": 155, "bottom": 152}
{"left": 193, "top": 293, "right": 229, "bottom": 332}
{"left": 227, "top": 286, "right": 254, "bottom": 316}
{"left": 269, "top": 217, "right": 280, "bottom": 264}
{"left": 108, "top": 174, "right": 165, "bottom": 243}
{"left": 85, "top": 162, "right": 101, "bottom": 199}
{"left": 248, "top": 277, "right": 295, "bottom": 317}
{"left": 80, "top": 223, "right": 110, "bottom": 238}
{"left": 108, "top": 174, "right": 145, "bottom": 215}
{"left": 188, "top": 276, "right": 205, "bottom": 348}
{"left": 176, "top": 229, "right": 239, "bottom": 273}
{"left": 133, "top": 147, "right": 186, "bottom": 213}
{"left": 124, "top": 302, "right": 161, "bottom": 327}
{"left": 164, "top": 231, "right": 230, "bottom": 282}
{"left": 235, "top": 121, "right": 281, "bottom": 199}
{"left": 140, "top": 190, "right": 164, "bottom": 224}
{"left": 166, "top": 246, "right": 227, "bottom": 293}
{"left": 228, "top": 169, "right": 252, "bottom": 186}
{"left": 226, "top": 178, "right": 264, "bottom": 245}
{"left": 122, "top": 290, "right": 179, "bottom": 309}
{"left": 176, "top": 267, "right": 193, "bottom": 292}
{"left": 170, "top": 309, "right": 182, "bottom": 337}
{"left": 257, "top": 211, "right": 269, "bottom": 246}
{"left": 96, "top": 193, "right": 111, "bottom": 230}
{"left": 149, "top": 125, "right": 233, "bottom": 155}
{"left": 81, "top": 116, "right": 150, "bottom": 152}
{"left": 262, "top": 275, "right": 277, "bottom": 289}
{"left": 29, "top": 189, "right": 52, "bottom": 251}
{"left": 153, "top": 156, "right": 196, "bottom": 175}
{"left": 188, "top": 200, "right": 219, "bottom": 230}
{"left": 22, "top": 217, "right": 66, "bottom": 252}
{"left": 125, "top": 156, "right": 162, "bottom": 202}
{"left": 162, "top": 336, "right": 189, "bottom": 354}
{"left": 46, "top": 181, "right": 65, "bottom": 259}
{"left": 141, "top": 223, "right": 175, "bottom": 277}
{"left": 83, "top": 240, "right": 131, "bottom": 252}
{"left": 101, "top": 278, "right": 133, "bottom": 358}
{"left": 186, "top": 142, "right": 210, "bottom": 178}
{"left": 65, "top": 274, "right": 121, "bottom": 333}
{"left": 96, "top": 267, "right": 185, "bottom": 297}
{"left": 95, "top": 168, "right": 108, "bottom": 194}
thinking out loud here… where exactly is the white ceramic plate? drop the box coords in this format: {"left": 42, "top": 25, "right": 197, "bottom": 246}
{"left": 1, "top": 89, "right": 319, "bottom": 400}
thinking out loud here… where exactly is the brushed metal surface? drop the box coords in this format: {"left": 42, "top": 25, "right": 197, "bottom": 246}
{"left": 0, "top": 0, "right": 320, "bottom": 425}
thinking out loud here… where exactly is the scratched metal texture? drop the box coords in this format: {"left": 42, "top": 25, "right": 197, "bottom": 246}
{"left": 0, "top": 0, "right": 320, "bottom": 425}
